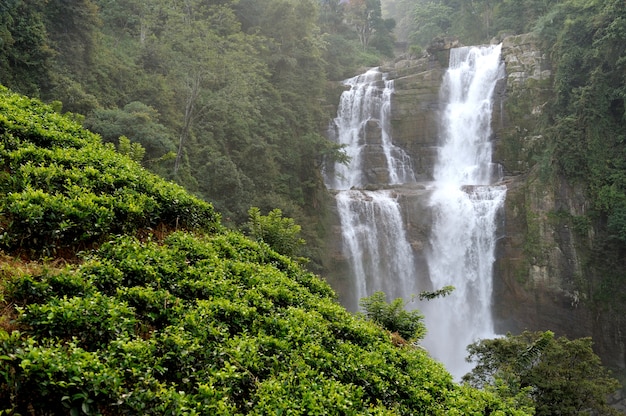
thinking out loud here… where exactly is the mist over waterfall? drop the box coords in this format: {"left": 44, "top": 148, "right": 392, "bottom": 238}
{"left": 422, "top": 44, "right": 506, "bottom": 379}
{"left": 325, "top": 68, "right": 418, "bottom": 308}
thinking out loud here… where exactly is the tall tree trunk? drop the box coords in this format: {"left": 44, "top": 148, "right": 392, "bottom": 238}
{"left": 174, "top": 74, "right": 201, "bottom": 175}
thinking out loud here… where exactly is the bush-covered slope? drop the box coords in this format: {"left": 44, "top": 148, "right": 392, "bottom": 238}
{"left": 0, "top": 89, "right": 529, "bottom": 415}
{"left": 0, "top": 86, "right": 221, "bottom": 256}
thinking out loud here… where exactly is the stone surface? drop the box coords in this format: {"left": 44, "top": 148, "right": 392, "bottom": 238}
{"left": 493, "top": 34, "right": 626, "bottom": 385}
{"left": 382, "top": 54, "right": 445, "bottom": 180}
{"left": 493, "top": 33, "right": 553, "bottom": 176}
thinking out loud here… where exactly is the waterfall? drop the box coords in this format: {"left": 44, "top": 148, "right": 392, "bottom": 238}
{"left": 325, "top": 68, "right": 415, "bottom": 191}
{"left": 326, "top": 68, "right": 418, "bottom": 308}
{"left": 335, "top": 190, "right": 417, "bottom": 304}
{"left": 326, "top": 47, "right": 505, "bottom": 379}
{"left": 422, "top": 44, "right": 506, "bottom": 379}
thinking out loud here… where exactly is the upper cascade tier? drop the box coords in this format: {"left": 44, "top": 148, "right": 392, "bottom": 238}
{"left": 434, "top": 44, "right": 506, "bottom": 186}
{"left": 324, "top": 68, "right": 416, "bottom": 190}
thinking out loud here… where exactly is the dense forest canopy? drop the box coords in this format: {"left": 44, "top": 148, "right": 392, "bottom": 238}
{"left": 1, "top": 0, "right": 394, "bottom": 236}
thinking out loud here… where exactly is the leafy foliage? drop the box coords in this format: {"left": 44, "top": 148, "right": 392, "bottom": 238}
{"left": 0, "top": 0, "right": 53, "bottom": 96}
{"left": 0, "top": 230, "right": 530, "bottom": 415}
{"left": 0, "top": 85, "right": 528, "bottom": 415}
{"left": 84, "top": 102, "right": 174, "bottom": 163}
{"left": 464, "top": 331, "right": 622, "bottom": 416}
{"left": 359, "top": 291, "right": 426, "bottom": 342}
{"left": 246, "top": 207, "right": 306, "bottom": 260}
{"left": 418, "top": 285, "right": 455, "bottom": 301}
{"left": 0, "top": 87, "right": 221, "bottom": 255}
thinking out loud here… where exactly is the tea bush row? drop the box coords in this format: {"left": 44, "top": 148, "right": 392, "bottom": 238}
{"left": 0, "top": 87, "right": 221, "bottom": 255}
{"left": 0, "top": 232, "right": 529, "bottom": 415}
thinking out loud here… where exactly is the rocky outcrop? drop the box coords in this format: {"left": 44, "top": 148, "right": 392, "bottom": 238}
{"left": 492, "top": 34, "right": 592, "bottom": 337}
{"left": 388, "top": 61, "right": 443, "bottom": 180}
{"left": 382, "top": 44, "right": 449, "bottom": 180}
{"left": 360, "top": 119, "right": 390, "bottom": 185}
{"left": 493, "top": 34, "right": 626, "bottom": 375}
{"left": 493, "top": 33, "right": 552, "bottom": 175}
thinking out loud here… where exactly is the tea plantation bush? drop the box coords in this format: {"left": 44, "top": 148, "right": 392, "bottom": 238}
{"left": 0, "top": 88, "right": 531, "bottom": 414}
{"left": 1, "top": 233, "right": 531, "bottom": 415}
{"left": 0, "top": 86, "right": 221, "bottom": 255}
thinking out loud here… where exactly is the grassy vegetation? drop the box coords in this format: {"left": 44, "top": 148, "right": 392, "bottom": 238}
{"left": 0, "top": 86, "right": 221, "bottom": 257}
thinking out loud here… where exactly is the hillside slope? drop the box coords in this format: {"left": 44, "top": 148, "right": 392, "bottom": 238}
{"left": 0, "top": 87, "right": 529, "bottom": 415}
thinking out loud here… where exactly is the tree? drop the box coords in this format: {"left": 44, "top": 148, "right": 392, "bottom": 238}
{"left": 0, "top": 0, "right": 52, "bottom": 95}
{"left": 409, "top": 1, "right": 453, "bottom": 47}
{"left": 318, "top": 0, "right": 346, "bottom": 34}
{"left": 246, "top": 207, "right": 306, "bottom": 260}
{"left": 344, "top": 0, "right": 389, "bottom": 50}
{"left": 43, "top": 0, "right": 101, "bottom": 67}
{"left": 359, "top": 291, "right": 426, "bottom": 342}
{"left": 464, "top": 331, "right": 622, "bottom": 416}
{"left": 116, "top": 136, "right": 146, "bottom": 163}
{"left": 84, "top": 101, "right": 175, "bottom": 161}
{"left": 155, "top": 1, "right": 268, "bottom": 178}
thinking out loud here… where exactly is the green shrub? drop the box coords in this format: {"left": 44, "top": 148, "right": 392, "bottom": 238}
{"left": 0, "top": 191, "right": 528, "bottom": 415}
{"left": 0, "top": 334, "right": 123, "bottom": 415}
{"left": 359, "top": 291, "right": 427, "bottom": 342}
{"left": 19, "top": 293, "right": 137, "bottom": 351}
{"left": 246, "top": 206, "right": 306, "bottom": 259}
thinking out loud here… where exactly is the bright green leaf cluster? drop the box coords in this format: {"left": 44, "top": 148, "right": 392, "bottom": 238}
{"left": 246, "top": 206, "right": 306, "bottom": 260}
{"left": 0, "top": 231, "right": 529, "bottom": 414}
{"left": 465, "top": 331, "right": 621, "bottom": 416}
{"left": 360, "top": 291, "right": 426, "bottom": 342}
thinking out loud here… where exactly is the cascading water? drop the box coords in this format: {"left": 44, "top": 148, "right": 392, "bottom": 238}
{"left": 325, "top": 68, "right": 418, "bottom": 308}
{"left": 421, "top": 44, "right": 506, "bottom": 379}
{"left": 325, "top": 68, "right": 415, "bottom": 190}
{"left": 326, "top": 48, "right": 505, "bottom": 379}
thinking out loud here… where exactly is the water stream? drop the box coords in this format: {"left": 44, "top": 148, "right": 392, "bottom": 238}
{"left": 422, "top": 44, "right": 506, "bottom": 378}
{"left": 326, "top": 46, "right": 505, "bottom": 379}
{"left": 324, "top": 68, "right": 418, "bottom": 307}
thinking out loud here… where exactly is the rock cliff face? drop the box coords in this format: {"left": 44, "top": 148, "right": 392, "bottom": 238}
{"left": 322, "top": 34, "right": 626, "bottom": 374}
{"left": 385, "top": 56, "right": 444, "bottom": 180}
{"left": 492, "top": 34, "right": 626, "bottom": 373}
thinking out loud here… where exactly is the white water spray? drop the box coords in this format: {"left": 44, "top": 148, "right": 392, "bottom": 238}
{"left": 336, "top": 190, "right": 417, "bottom": 303}
{"left": 326, "top": 68, "right": 417, "bottom": 308}
{"left": 422, "top": 44, "right": 506, "bottom": 379}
